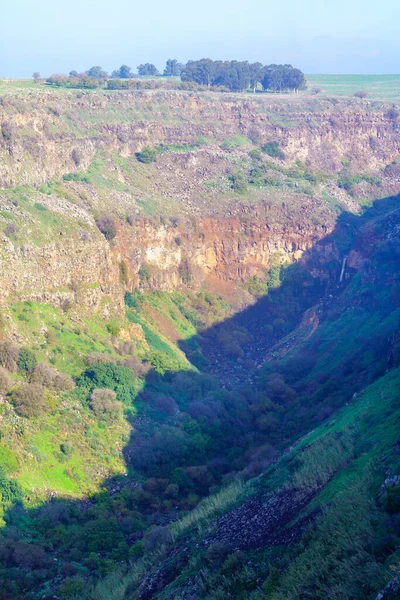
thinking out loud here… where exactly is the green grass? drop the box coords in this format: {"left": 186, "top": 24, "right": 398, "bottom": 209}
{"left": 306, "top": 74, "right": 400, "bottom": 100}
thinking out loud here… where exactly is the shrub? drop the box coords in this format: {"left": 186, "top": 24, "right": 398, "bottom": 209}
{"left": 76, "top": 362, "right": 137, "bottom": 404}
{"left": 12, "top": 383, "right": 49, "bottom": 417}
{"left": 249, "top": 148, "right": 262, "bottom": 161}
{"left": 90, "top": 388, "right": 123, "bottom": 421}
{"left": 206, "top": 542, "right": 231, "bottom": 566}
{"left": 119, "top": 260, "right": 129, "bottom": 284}
{"left": 123, "top": 355, "right": 149, "bottom": 377}
{"left": 354, "top": 90, "right": 368, "bottom": 98}
{"left": 0, "top": 465, "right": 23, "bottom": 503}
{"left": 95, "top": 215, "right": 117, "bottom": 241}
{"left": 60, "top": 441, "right": 74, "bottom": 455}
{"left": 71, "top": 148, "right": 82, "bottom": 166}
{"left": 138, "top": 263, "right": 151, "bottom": 284}
{"left": 63, "top": 172, "right": 90, "bottom": 183}
{"left": 248, "top": 127, "right": 261, "bottom": 145}
{"left": 142, "top": 526, "right": 172, "bottom": 551}
{"left": 106, "top": 320, "right": 120, "bottom": 336}
{"left": 17, "top": 348, "right": 37, "bottom": 374}
{"left": 0, "top": 342, "right": 19, "bottom": 372}
{"left": 386, "top": 107, "right": 399, "bottom": 121}
{"left": 261, "top": 141, "right": 285, "bottom": 159}
{"left": 1, "top": 121, "right": 13, "bottom": 141}
{"left": 228, "top": 171, "right": 248, "bottom": 193}
{"left": 0, "top": 366, "right": 11, "bottom": 394}
{"left": 311, "top": 86, "right": 322, "bottom": 95}
{"left": 30, "top": 362, "right": 74, "bottom": 391}
{"left": 136, "top": 146, "right": 157, "bottom": 164}
{"left": 4, "top": 222, "right": 17, "bottom": 237}
{"left": 84, "top": 352, "right": 116, "bottom": 366}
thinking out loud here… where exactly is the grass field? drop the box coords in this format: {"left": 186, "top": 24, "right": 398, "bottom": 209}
{"left": 306, "top": 74, "right": 400, "bottom": 100}
{"left": 1, "top": 74, "right": 399, "bottom": 101}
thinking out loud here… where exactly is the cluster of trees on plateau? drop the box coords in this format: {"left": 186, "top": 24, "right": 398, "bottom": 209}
{"left": 181, "top": 60, "right": 306, "bottom": 92}
{"left": 41, "top": 59, "right": 305, "bottom": 93}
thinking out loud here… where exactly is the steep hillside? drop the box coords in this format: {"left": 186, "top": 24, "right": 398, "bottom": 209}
{"left": 0, "top": 83, "right": 400, "bottom": 600}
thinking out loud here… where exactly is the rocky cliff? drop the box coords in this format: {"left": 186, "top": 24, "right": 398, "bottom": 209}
{"left": 0, "top": 88, "right": 399, "bottom": 309}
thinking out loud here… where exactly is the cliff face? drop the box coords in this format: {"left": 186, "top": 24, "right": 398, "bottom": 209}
{"left": 0, "top": 91, "right": 399, "bottom": 188}
{"left": 118, "top": 211, "right": 332, "bottom": 293}
{"left": 0, "top": 233, "right": 121, "bottom": 310}
{"left": 0, "top": 88, "right": 399, "bottom": 309}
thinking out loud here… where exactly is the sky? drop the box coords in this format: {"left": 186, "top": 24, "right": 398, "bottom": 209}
{"left": 1, "top": 0, "right": 399, "bottom": 77}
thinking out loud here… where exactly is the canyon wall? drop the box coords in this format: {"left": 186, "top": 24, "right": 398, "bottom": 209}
{"left": 1, "top": 89, "right": 399, "bottom": 309}
{"left": 0, "top": 91, "right": 399, "bottom": 187}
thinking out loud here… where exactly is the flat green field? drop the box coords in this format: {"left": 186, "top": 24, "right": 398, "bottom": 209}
{"left": 306, "top": 74, "right": 400, "bottom": 100}
{"left": 1, "top": 74, "right": 399, "bottom": 101}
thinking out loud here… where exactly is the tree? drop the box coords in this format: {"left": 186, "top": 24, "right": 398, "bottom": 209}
{"left": 164, "top": 59, "right": 184, "bottom": 76}
{"left": 249, "top": 62, "right": 263, "bottom": 92}
{"left": 213, "top": 60, "right": 250, "bottom": 91}
{"left": 85, "top": 66, "right": 108, "bottom": 79}
{"left": 112, "top": 65, "right": 134, "bottom": 78}
{"left": 32, "top": 72, "right": 40, "bottom": 83}
{"left": 137, "top": 63, "right": 159, "bottom": 76}
{"left": 262, "top": 64, "right": 306, "bottom": 93}
{"left": 181, "top": 58, "right": 217, "bottom": 87}
{"left": 354, "top": 90, "right": 368, "bottom": 98}
{"left": 46, "top": 74, "right": 68, "bottom": 87}
{"left": 69, "top": 70, "right": 78, "bottom": 77}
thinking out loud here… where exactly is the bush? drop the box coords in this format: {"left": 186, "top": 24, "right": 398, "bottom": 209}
{"left": 354, "top": 90, "right": 368, "bottom": 98}
{"left": 95, "top": 215, "right": 117, "bottom": 241}
{"left": 228, "top": 171, "right": 247, "bottom": 193}
{"left": 0, "top": 366, "right": 11, "bottom": 394}
{"left": 12, "top": 383, "right": 50, "bottom": 417}
{"left": 123, "top": 355, "right": 149, "bottom": 377}
{"left": 261, "top": 141, "right": 285, "bottom": 159}
{"left": 0, "top": 342, "right": 19, "bottom": 372}
{"left": 4, "top": 222, "right": 17, "bottom": 237}
{"left": 142, "top": 526, "right": 172, "bottom": 551}
{"left": 31, "top": 363, "right": 74, "bottom": 391}
{"left": 386, "top": 107, "right": 399, "bottom": 121}
{"left": 90, "top": 388, "right": 123, "bottom": 421}
{"left": 106, "top": 321, "right": 120, "bottom": 336}
{"left": 17, "top": 348, "right": 37, "bottom": 374}
{"left": 76, "top": 362, "right": 137, "bottom": 404}
{"left": 60, "top": 441, "right": 74, "bottom": 455}
{"left": 1, "top": 122, "right": 13, "bottom": 141}
{"left": 249, "top": 148, "right": 262, "bottom": 161}
{"left": 136, "top": 146, "right": 157, "bottom": 164}
{"left": 0, "top": 465, "right": 23, "bottom": 503}
{"left": 71, "top": 148, "right": 82, "bottom": 166}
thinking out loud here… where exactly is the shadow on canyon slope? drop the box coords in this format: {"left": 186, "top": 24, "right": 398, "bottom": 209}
{"left": 1, "top": 192, "right": 400, "bottom": 599}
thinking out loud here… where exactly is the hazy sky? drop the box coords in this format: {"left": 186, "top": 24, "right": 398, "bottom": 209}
{"left": 1, "top": 0, "right": 399, "bottom": 77}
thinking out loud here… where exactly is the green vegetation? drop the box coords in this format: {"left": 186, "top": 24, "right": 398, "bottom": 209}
{"left": 136, "top": 146, "right": 157, "bottom": 164}
{"left": 261, "top": 140, "right": 285, "bottom": 159}
{"left": 306, "top": 74, "right": 400, "bottom": 100}
{"left": 0, "top": 79, "right": 400, "bottom": 600}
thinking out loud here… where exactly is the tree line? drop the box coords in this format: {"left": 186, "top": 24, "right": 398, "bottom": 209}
{"left": 182, "top": 60, "right": 306, "bottom": 92}
{"left": 42, "top": 59, "right": 306, "bottom": 93}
